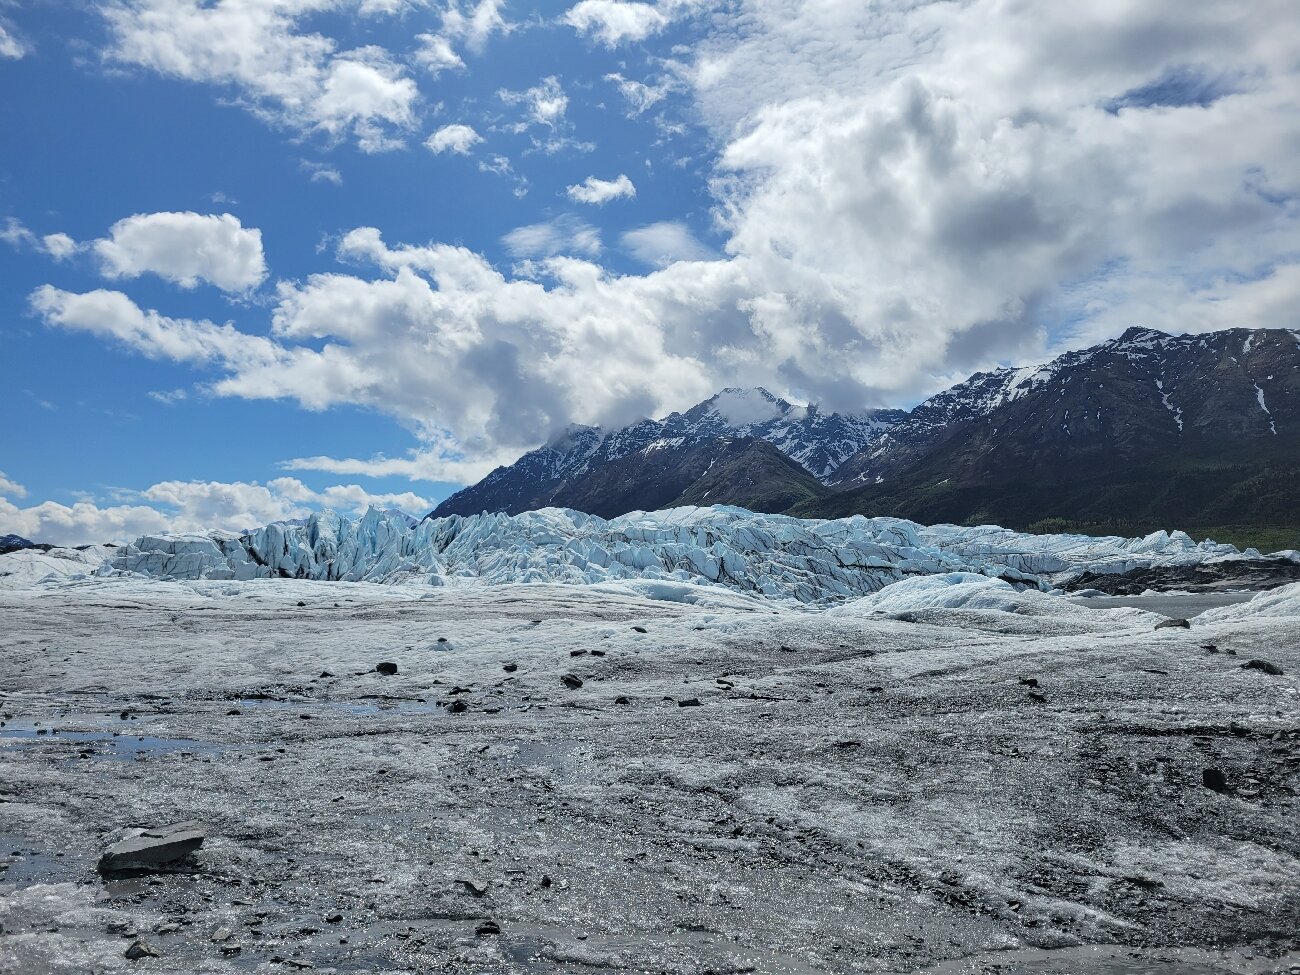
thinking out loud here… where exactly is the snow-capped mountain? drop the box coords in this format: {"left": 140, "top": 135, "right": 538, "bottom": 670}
{"left": 828, "top": 326, "right": 1300, "bottom": 486}
{"left": 433, "top": 326, "right": 1298, "bottom": 543}
{"left": 432, "top": 388, "right": 900, "bottom": 517}
{"left": 803, "top": 326, "right": 1300, "bottom": 541}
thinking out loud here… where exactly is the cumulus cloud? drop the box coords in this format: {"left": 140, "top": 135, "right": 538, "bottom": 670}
{"left": 564, "top": 0, "right": 668, "bottom": 47}
{"left": 42, "top": 233, "right": 79, "bottom": 260}
{"left": 31, "top": 0, "right": 1300, "bottom": 476}
{"left": 301, "top": 160, "right": 343, "bottom": 184}
{"left": 0, "top": 476, "right": 433, "bottom": 547}
{"left": 102, "top": 0, "right": 418, "bottom": 150}
{"left": 0, "top": 472, "right": 28, "bottom": 499}
{"left": 603, "top": 71, "right": 677, "bottom": 116}
{"left": 2, "top": 218, "right": 81, "bottom": 260}
{"left": 425, "top": 123, "right": 482, "bottom": 154}
{"left": 620, "top": 221, "right": 711, "bottom": 266}
{"left": 499, "top": 75, "right": 592, "bottom": 153}
{"left": 93, "top": 212, "right": 266, "bottom": 292}
{"left": 439, "top": 0, "right": 510, "bottom": 53}
{"left": 413, "top": 33, "right": 464, "bottom": 76}
{"left": 502, "top": 216, "right": 602, "bottom": 259}
{"left": 0, "top": 23, "right": 27, "bottom": 59}
{"left": 566, "top": 173, "right": 636, "bottom": 204}
{"left": 30, "top": 285, "right": 281, "bottom": 372}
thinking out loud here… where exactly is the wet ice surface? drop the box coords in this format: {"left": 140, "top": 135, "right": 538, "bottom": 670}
{"left": 1070, "top": 592, "right": 1260, "bottom": 619}
{"left": 1, "top": 579, "right": 1298, "bottom": 974}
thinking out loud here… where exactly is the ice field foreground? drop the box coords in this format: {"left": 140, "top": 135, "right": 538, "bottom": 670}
{"left": 13, "top": 505, "right": 1298, "bottom": 602}
{"left": 1, "top": 574, "right": 1299, "bottom": 974}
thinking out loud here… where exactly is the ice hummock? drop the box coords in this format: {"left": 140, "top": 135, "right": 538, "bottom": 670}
{"left": 84, "top": 505, "right": 1265, "bottom": 603}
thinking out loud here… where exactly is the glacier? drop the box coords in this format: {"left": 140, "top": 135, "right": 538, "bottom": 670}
{"left": 78, "top": 505, "right": 1273, "bottom": 603}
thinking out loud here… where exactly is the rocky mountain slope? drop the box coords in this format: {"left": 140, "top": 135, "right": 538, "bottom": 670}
{"left": 431, "top": 326, "right": 1299, "bottom": 546}
{"left": 799, "top": 327, "right": 1300, "bottom": 544}
{"left": 431, "top": 388, "right": 899, "bottom": 518}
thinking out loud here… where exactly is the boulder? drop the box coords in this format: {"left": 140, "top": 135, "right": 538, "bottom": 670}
{"left": 125, "top": 940, "right": 161, "bottom": 960}
{"left": 99, "top": 822, "right": 206, "bottom": 873}
{"left": 1241, "top": 659, "right": 1284, "bottom": 676}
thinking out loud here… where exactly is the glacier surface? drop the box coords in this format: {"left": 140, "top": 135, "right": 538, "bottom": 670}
{"left": 76, "top": 505, "right": 1277, "bottom": 603}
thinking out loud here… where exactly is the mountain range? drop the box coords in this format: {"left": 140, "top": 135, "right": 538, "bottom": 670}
{"left": 431, "top": 327, "right": 1300, "bottom": 549}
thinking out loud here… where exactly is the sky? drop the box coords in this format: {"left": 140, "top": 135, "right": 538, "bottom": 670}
{"left": 2, "top": 0, "right": 1298, "bottom": 545}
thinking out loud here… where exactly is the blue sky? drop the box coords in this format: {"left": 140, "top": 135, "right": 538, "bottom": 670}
{"left": 2, "top": 1, "right": 1298, "bottom": 543}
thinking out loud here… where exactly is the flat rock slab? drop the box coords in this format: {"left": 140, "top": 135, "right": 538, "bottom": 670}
{"left": 98, "top": 821, "right": 206, "bottom": 873}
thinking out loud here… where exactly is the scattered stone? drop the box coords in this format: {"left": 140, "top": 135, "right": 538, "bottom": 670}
{"left": 459, "top": 879, "right": 489, "bottom": 897}
{"left": 503, "top": 664, "right": 518, "bottom": 673}
{"left": 1203, "top": 767, "right": 1230, "bottom": 793}
{"left": 324, "top": 914, "right": 343, "bottom": 924}
{"left": 614, "top": 696, "right": 630, "bottom": 705}
{"left": 124, "top": 939, "right": 161, "bottom": 960}
{"left": 561, "top": 674, "right": 584, "bottom": 689}
{"left": 1241, "top": 659, "right": 1284, "bottom": 676}
{"left": 449, "top": 699, "right": 468, "bottom": 713}
{"left": 375, "top": 662, "right": 398, "bottom": 675}
{"left": 1027, "top": 691, "right": 1047, "bottom": 703}
{"left": 99, "top": 822, "right": 206, "bottom": 873}
{"left": 476, "top": 920, "right": 501, "bottom": 937}
{"left": 1202, "top": 644, "right": 1218, "bottom": 653}
{"left": 570, "top": 650, "right": 588, "bottom": 657}
{"left": 1018, "top": 677, "right": 1039, "bottom": 687}
{"left": 1154, "top": 618, "right": 1191, "bottom": 630}
{"left": 296, "top": 601, "right": 306, "bottom": 607}
{"left": 678, "top": 698, "right": 702, "bottom": 708}
{"left": 211, "top": 926, "right": 233, "bottom": 942}
{"left": 632, "top": 626, "right": 648, "bottom": 633}
{"left": 590, "top": 649, "right": 606, "bottom": 657}
{"left": 319, "top": 671, "right": 334, "bottom": 678}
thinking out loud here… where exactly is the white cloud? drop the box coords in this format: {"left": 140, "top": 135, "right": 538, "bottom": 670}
{"left": 566, "top": 173, "right": 636, "bottom": 205}
{"left": 502, "top": 216, "right": 602, "bottom": 259}
{"left": 425, "top": 123, "right": 482, "bottom": 155}
{"left": 102, "top": 0, "right": 418, "bottom": 150}
{"left": 413, "top": 33, "right": 464, "bottom": 76}
{"left": 440, "top": 0, "right": 510, "bottom": 53}
{"left": 42, "top": 233, "right": 79, "bottom": 260}
{"left": 281, "top": 437, "right": 515, "bottom": 485}
{"left": 94, "top": 212, "right": 267, "bottom": 292}
{"left": 498, "top": 75, "right": 593, "bottom": 153}
{"left": 30, "top": 286, "right": 282, "bottom": 373}
{"left": 620, "top": 221, "right": 711, "bottom": 266}
{"left": 148, "top": 388, "right": 189, "bottom": 405}
{"left": 0, "top": 472, "right": 28, "bottom": 499}
{"left": 30, "top": 0, "right": 1300, "bottom": 478}
{"left": 414, "top": 1, "right": 510, "bottom": 77}
{"left": 500, "top": 75, "right": 569, "bottom": 129}
{"left": 0, "top": 23, "right": 26, "bottom": 59}
{"left": 2, "top": 218, "right": 81, "bottom": 260}
{"left": 603, "top": 71, "right": 676, "bottom": 116}
{"left": 565, "top": 0, "right": 667, "bottom": 47}
{"left": 0, "top": 477, "right": 435, "bottom": 547}
{"left": 301, "top": 160, "right": 343, "bottom": 185}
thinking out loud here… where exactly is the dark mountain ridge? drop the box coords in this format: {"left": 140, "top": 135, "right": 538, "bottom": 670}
{"left": 429, "top": 326, "right": 1300, "bottom": 548}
